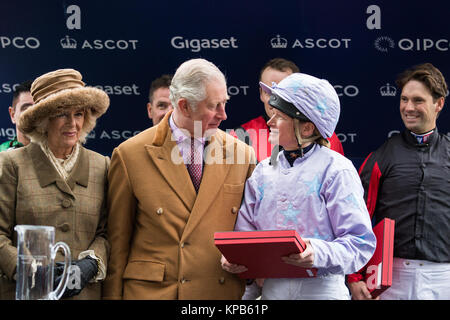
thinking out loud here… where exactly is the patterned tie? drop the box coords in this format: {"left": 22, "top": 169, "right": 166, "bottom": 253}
{"left": 187, "top": 138, "right": 202, "bottom": 192}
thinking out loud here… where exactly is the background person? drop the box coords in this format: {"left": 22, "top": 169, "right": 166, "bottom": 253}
{"left": 232, "top": 58, "right": 344, "bottom": 162}
{"left": 103, "top": 58, "right": 256, "bottom": 300}
{"left": 147, "top": 74, "right": 173, "bottom": 126}
{"left": 0, "top": 69, "right": 110, "bottom": 300}
{"left": 0, "top": 80, "right": 34, "bottom": 152}
{"left": 221, "top": 73, "right": 375, "bottom": 300}
{"left": 347, "top": 63, "right": 450, "bottom": 300}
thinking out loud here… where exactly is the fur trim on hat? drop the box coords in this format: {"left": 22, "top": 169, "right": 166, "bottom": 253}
{"left": 19, "top": 86, "right": 109, "bottom": 144}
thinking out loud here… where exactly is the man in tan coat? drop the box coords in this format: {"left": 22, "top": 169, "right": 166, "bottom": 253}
{"left": 103, "top": 59, "right": 256, "bottom": 300}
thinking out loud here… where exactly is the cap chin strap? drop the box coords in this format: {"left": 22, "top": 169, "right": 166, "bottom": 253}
{"left": 293, "top": 119, "right": 320, "bottom": 155}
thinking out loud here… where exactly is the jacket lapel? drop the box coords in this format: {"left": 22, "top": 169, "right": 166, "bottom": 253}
{"left": 66, "top": 146, "right": 89, "bottom": 190}
{"left": 29, "top": 143, "right": 78, "bottom": 198}
{"left": 145, "top": 112, "right": 196, "bottom": 210}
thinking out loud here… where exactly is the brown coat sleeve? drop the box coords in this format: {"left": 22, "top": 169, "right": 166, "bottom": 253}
{"left": 0, "top": 151, "right": 18, "bottom": 279}
{"left": 102, "top": 148, "right": 136, "bottom": 299}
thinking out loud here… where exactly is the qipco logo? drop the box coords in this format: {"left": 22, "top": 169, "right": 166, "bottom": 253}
{"left": 0, "top": 36, "right": 40, "bottom": 49}
{"left": 398, "top": 38, "right": 449, "bottom": 51}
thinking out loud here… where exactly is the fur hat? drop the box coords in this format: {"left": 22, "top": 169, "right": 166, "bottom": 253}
{"left": 18, "top": 68, "right": 109, "bottom": 144}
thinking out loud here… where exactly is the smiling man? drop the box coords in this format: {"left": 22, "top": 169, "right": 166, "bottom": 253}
{"left": 104, "top": 58, "right": 256, "bottom": 300}
{"left": 347, "top": 63, "right": 450, "bottom": 300}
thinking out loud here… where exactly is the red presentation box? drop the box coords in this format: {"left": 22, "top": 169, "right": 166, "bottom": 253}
{"left": 365, "top": 218, "right": 395, "bottom": 298}
{"left": 214, "top": 230, "right": 317, "bottom": 279}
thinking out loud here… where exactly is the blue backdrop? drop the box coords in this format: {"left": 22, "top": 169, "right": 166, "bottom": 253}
{"left": 1, "top": 0, "right": 449, "bottom": 168}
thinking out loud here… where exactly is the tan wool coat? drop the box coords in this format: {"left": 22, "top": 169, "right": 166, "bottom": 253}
{"left": 103, "top": 112, "right": 256, "bottom": 300}
{"left": 0, "top": 143, "right": 110, "bottom": 300}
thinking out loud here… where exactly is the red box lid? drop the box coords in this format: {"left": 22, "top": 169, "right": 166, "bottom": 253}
{"left": 365, "top": 218, "right": 395, "bottom": 298}
{"left": 215, "top": 230, "right": 317, "bottom": 279}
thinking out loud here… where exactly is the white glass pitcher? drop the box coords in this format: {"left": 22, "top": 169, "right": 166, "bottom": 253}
{"left": 14, "top": 225, "right": 71, "bottom": 300}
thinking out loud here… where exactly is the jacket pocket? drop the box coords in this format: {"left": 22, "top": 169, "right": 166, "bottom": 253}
{"left": 223, "top": 183, "right": 245, "bottom": 194}
{"left": 122, "top": 260, "right": 165, "bottom": 282}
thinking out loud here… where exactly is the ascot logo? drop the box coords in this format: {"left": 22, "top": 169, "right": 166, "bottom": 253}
{"left": 228, "top": 85, "right": 249, "bottom": 96}
{"left": 336, "top": 133, "right": 357, "bottom": 143}
{"left": 61, "top": 35, "right": 77, "bottom": 49}
{"left": 60, "top": 35, "right": 138, "bottom": 50}
{"left": 87, "top": 130, "right": 141, "bottom": 140}
{"left": 270, "top": 35, "right": 288, "bottom": 48}
{"left": 292, "top": 38, "right": 351, "bottom": 49}
{"left": 380, "top": 83, "right": 397, "bottom": 97}
{"left": 270, "top": 35, "right": 352, "bottom": 49}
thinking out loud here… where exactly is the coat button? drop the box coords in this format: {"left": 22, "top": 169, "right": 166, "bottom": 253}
{"left": 218, "top": 277, "right": 225, "bottom": 284}
{"left": 231, "top": 207, "right": 238, "bottom": 214}
{"left": 58, "top": 223, "right": 70, "bottom": 232}
{"left": 180, "top": 277, "right": 187, "bottom": 284}
{"left": 61, "top": 199, "right": 72, "bottom": 208}
{"left": 156, "top": 208, "right": 163, "bottom": 215}
{"left": 180, "top": 242, "right": 185, "bottom": 248}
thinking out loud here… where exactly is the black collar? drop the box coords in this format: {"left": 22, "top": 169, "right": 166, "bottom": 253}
{"left": 284, "top": 144, "right": 314, "bottom": 167}
{"left": 269, "top": 143, "right": 315, "bottom": 166}
{"left": 403, "top": 128, "right": 438, "bottom": 148}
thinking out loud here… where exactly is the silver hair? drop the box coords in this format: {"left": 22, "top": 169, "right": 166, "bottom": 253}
{"left": 169, "top": 58, "right": 227, "bottom": 110}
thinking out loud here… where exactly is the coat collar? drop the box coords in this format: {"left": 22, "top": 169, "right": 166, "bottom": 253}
{"left": 402, "top": 128, "right": 439, "bottom": 148}
{"left": 29, "top": 142, "right": 89, "bottom": 197}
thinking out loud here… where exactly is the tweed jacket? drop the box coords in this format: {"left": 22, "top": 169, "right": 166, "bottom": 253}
{"left": 0, "top": 142, "right": 110, "bottom": 300}
{"left": 103, "top": 112, "right": 256, "bottom": 300}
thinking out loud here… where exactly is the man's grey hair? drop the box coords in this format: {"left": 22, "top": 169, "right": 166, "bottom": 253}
{"left": 169, "top": 58, "right": 227, "bottom": 110}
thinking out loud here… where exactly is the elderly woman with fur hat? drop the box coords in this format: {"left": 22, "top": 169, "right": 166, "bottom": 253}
{"left": 221, "top": 73, "right": 377, "bottom": 300}
{"left": 0, "top": 69, "right": 110, "bottom": 300}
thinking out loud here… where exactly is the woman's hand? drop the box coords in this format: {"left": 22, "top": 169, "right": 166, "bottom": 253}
{"left": 281, "top": 239, "right": 314, "bottom": 268}
{"left": 220, "top": 255, "right": 248, "bottom": 274}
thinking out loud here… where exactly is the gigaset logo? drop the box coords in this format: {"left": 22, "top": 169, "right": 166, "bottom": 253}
{"left": 93, "top": 84, "right": 140, "bottom": 96}
{"left": 171, "top": 36, "right": 238, "bottom": 52}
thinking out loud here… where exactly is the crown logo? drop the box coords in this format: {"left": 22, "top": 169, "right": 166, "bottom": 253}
{"left": 380, "top": 83, "right": 397, "bottom": 97}
{"left": 270, "top": 35, "right": 287, "bottom": 49}
{"left": 60, "top": 35, "right": 77, "bottom": 49}
{"left": 87, "top": 130, "right": 95, "bottom": 139}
